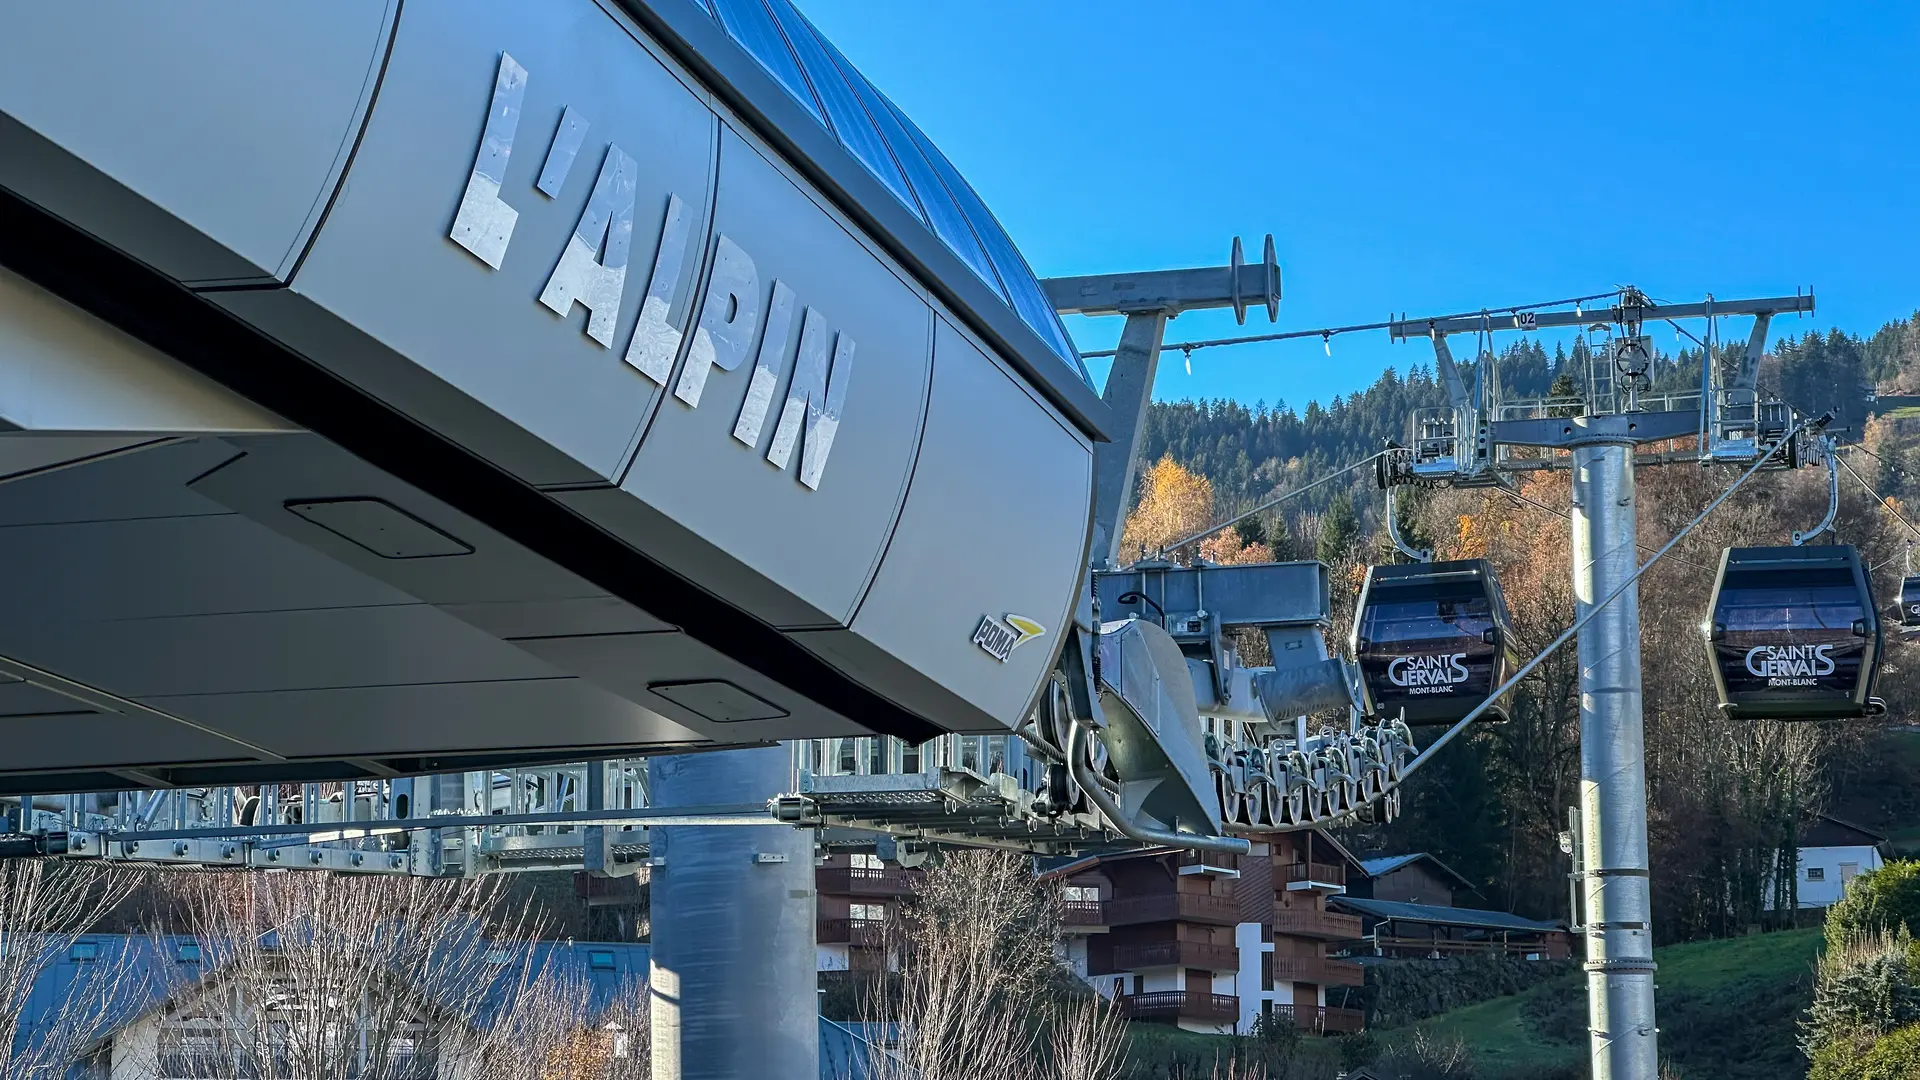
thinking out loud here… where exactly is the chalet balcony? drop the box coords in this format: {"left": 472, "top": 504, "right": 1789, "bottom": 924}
{"left": 817, "top": 917, "right": 888, "bottom": 948}
{"left": 1270, "top": 955, "right": 1365, "bottom": 987}
{"left": 1117, "top": 991, "right": 1239, "bottom": 1025}
{"left": 1103, "top": 893, "right": 1241, "bottom": 927}
{"left": 1090, "top": 940, "right": 1240, "bottom": 976}
{"left": 1279, "top": 861, "right": 1346, "bottom": 892}
{"left": 1062, "top": 899, "right": 1106, "bottom": 928}
{"left": 1175, "top": 850, "right": 1241, "bottom": 878}
{"left": 1270, "top": 906, "right": 1363, "bottom": 942}
{"left": 1270, "top": 1004, "right": 1366, "bottom": 1034}
{"left": 816, "top": 866, "right": 921, "bottom": 898}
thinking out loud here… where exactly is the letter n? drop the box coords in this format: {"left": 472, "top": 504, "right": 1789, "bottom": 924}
{"left": 765, "top": 306, "right": 852, "bottom": 490}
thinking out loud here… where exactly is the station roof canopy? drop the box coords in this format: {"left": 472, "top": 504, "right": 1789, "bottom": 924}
{"left": 1331, "top": 896, "right": 1565, "bottom": 935}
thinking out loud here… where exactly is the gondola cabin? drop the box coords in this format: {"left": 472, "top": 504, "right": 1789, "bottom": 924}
{"left": 1351, "top": 559, "right": 1519, "bottom": 725}
{"left": 1704, "top": 546, "right": 1884, "bottom": 720}
{"left": 1898, "top": 574, "right": 1920, "bottom": 629}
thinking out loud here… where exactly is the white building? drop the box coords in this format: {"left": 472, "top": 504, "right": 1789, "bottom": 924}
{"left": 1788, "top": 815, "right": 1887, "bottom": 908}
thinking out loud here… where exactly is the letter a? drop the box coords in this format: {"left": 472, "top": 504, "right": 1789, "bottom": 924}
{"left": 538, "top": 144, "right": 637, "bottom": 347}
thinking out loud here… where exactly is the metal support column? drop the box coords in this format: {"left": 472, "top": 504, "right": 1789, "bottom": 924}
{"left": 1569, "top": 441, "right": 1658, "bottom": 1080}
{"left": 649, "top": 745, "right": 816, "bottom": 1080}
{"left": 1089, "top": 311, "right": 1168, "bottom": 569}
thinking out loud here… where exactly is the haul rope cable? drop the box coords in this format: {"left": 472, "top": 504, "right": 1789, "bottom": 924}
{"left": 1840, "top": 443, "right": 1920, "bottom": 541}
{"left": 1077, "top": 289, "right": 1626, "bottom": 360}
{"left": 1165, "top": 449, "right": 1390, "bottom": 553}
{"left": 1832, "top": 449, "right": 1920, "bottom": 572}
{"left": 1494, "top": 482, "right": 1717, "bottom": 574}
{"left": 1397, "top": 415, "right": 1821, "bottom": 779}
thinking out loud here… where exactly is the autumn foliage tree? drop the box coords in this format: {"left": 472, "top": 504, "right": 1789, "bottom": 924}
{"left": 1118, "top": 455, "right": 1273, "bottom": 567}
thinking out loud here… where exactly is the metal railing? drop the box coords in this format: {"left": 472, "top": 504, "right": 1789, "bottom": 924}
{"left": 1062, "top": 899, "right": 1106, "bottom": 926}
{"left": 1279, "top": 862, "right": 1346, "bottom": 887}
{"left": 1117, "top": 991, "right": 1239, "bottom": 1024}
{"left": 816, "top": 917, "right": 889, "bottom": 948}
{"left": 1268, "top": 1004, "right": 1364, "bottom": 1034}
{"left": 1103, "top": 893, "right": 1242, "bottom": 926}
{"left": 816, "top": 866, "right": 922, "bottom": 897}
{"left": 1370, "top": 935, "right": 1569, "bottom": 959}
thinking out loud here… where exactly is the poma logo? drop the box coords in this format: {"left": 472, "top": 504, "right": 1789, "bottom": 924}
{"left": 972, "top": 615, "right": 1045, "bottom": 663}
{"left": 1387, "top": 653, "right": 1470, "bottom": 693}
{"left": 449, "top": 53, "right": 849, "bottom": 490}
{"left": 1744, "top": 643, "right": 1835, "bottom": 680}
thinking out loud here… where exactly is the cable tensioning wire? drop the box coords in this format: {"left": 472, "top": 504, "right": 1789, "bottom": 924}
{"left": 1494, "top": 483, "right": 1717, "bottom": 574}
{"left": 1831, "top": 451, "right": 1920, "bottom": 571}
{"left": 1077, "top": 289, "right": 1625, "bottom": 361}
{"left": 1398, "top": 416, "right": 1817, "bottom": 780}
{"left": 1164, "top": 450, "right": 1388, "bottom": 553}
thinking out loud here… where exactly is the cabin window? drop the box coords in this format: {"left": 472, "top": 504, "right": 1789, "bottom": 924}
{"left": 1806, "top": 867, "right": 1825, "bottom": 881}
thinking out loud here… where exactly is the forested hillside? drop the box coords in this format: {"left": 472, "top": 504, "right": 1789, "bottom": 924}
{"left": 1130, "top": 311, "right": 1920, "bottom": 945}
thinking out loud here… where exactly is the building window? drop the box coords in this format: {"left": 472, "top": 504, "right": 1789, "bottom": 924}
{"left": 1064, "top": 886, "right": 1099, "bottom": 902}
{"left": 1806, "top": 867, "right": 1826, "bottom": 881}
{"left": 588, "top": 949, "right": 617, "bottom": 971}
{"left": 852, "top": 853, "right": 883, "bottom": 870}
{"left": 158, "top": 1017, "right": 230, "bottom": 1080}
{"left": 1261, "top": 951, "right": 1273, "bottom": 992}
{"left": 69, "top": 941, "right": 100, "bottom": 962}
{"left": 850, "top": 903, "right": 886, "bottom": 922}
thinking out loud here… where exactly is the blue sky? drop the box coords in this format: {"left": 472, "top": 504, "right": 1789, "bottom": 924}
{"left": 801, "top": 1, "right": 1920, "bottom": 408}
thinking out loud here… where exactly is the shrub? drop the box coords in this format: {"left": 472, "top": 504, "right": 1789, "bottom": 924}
{"left": 1809, "top": 1021, "right": 1920, "bottom": 1080}
{"left": 1801, "top": 926, "right": 1920, "bottom": 1066}
{"left": 1360, "top": 1030, "right": 1474, "bottom": 1080}
{"left": 1364, "top": 954, "right": 1578, "bottom": 1028}
{"left": 1825, "top": 860, "right": 1920, "bottom": 950}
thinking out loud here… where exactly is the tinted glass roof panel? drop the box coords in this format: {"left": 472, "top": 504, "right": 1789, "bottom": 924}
{"left": 888, "top": 107, "right": 1089, "bottom": 381}
{"left": 767, "top": 1, "right": 923, "bottom": 222}
{"left": 711, "top": 0, "right": 826, "bottom": 128}
{"left": 821, "top": 54, "right": 1006, "bottom": 302}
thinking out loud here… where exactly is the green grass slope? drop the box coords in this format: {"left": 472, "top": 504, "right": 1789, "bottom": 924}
{"left": 1416, "top": 929, "right": 1823, "bottom": 1079}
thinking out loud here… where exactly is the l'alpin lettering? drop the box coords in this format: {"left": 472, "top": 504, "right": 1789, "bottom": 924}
{"left": 449, "top": 52, "right": 850, "bottom": 490}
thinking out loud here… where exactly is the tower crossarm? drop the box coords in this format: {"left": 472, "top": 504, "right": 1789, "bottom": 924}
{"left": 1386, "top": 292, "right": 1814, "bottom": 340}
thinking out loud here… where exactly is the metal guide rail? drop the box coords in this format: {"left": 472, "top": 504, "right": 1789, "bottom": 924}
{"left": 3, "top": 708, "right": 1417, "bottom": 874}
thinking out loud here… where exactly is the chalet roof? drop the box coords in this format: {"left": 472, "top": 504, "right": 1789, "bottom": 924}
{"left": 1042, "top": 828, "right": 1368, "bottom": 881}
{"left": 1799, "top": 814, "right": 1887, "bottom": 848}
{"left": 1357, "top": 852, "right": 1478, "bottom": 893}
{"left": 33, "top": 936, "right": 884, "bottom": 1079}
{"left": 35, "top": 935, "right": 649, "bottom": 1050}
{"left": 1330, "top": 896, "right": 1564, "bottom": 934}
